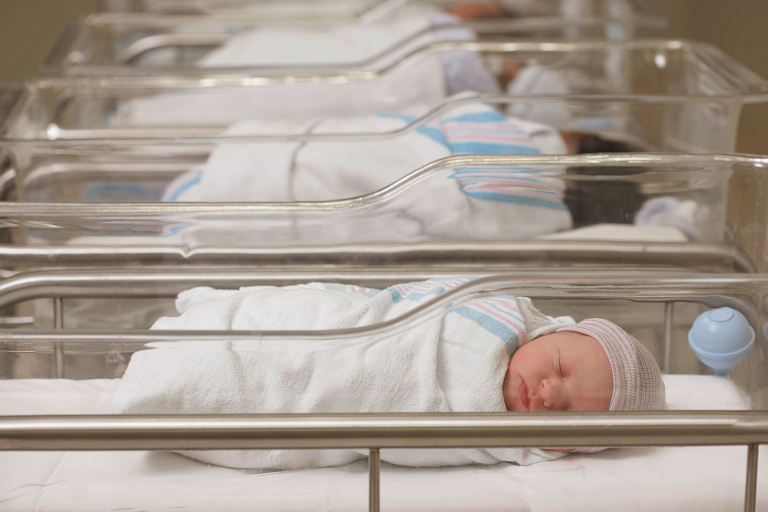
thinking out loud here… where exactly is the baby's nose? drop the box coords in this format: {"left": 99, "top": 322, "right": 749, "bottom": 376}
{"left": 540, "top": 379, "right": 565, "bottom": 410}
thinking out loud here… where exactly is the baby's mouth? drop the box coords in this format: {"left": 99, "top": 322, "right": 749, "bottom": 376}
{"left": 518, "top": 379, "right": 530, "bottom": 411}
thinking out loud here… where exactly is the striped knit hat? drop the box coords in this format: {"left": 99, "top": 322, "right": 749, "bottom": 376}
{"left": 557, "top": 319, "right": 665, "bottom": 412}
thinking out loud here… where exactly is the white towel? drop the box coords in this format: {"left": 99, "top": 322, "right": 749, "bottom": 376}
{"left": 112, "top": 278, "right": 574, "bottom": 469}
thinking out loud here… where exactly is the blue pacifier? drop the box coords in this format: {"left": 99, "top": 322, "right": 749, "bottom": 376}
{"left": 688, "top": 307, "right": 754, "bottom": 375}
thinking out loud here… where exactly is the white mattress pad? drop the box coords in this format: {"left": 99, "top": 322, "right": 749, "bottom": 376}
{"left": 1, "top": 375, "right": 766, "bottom": 512}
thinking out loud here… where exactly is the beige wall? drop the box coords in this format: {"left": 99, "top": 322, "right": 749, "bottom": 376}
{"left": 640, "top": 0, "right": 768, "bottom": 154}
{"left": 0, "top": 1, "right": 98, "bottom": 82}
{"left": 1, "top": 0, "right": 766, "bottom": 153}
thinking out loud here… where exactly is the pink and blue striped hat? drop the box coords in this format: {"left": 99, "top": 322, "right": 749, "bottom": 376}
{"left": 557, "top": 318, "right": 665, "bottom": 412}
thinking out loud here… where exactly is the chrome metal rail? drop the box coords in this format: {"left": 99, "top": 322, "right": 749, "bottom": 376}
{"left": 0, "top": 271, "right": 765, "bottom": 381}
{"left": 1, "top": 272, "right": 765, "bottom": 508}
{"left": 107, "top": 18, "right": 605, "bottom": 69}
{"left": 0, "top": 411, "right": 765, "bottom": 512}
{"left": 15, "top": 39, "right": 768, "bottom": 94}
{"left": 0, "top": 269, "right": 763, "bottom": 311}
{"left": 0, "top": 242, "right": 755, "bottom": 273}
{"left": 96, "top": 0, "right": 411, "bottom": 23}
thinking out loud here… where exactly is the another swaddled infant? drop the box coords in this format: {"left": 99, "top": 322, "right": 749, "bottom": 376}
{"left": 113, "top": 278, "right": 665, "bottom": 469}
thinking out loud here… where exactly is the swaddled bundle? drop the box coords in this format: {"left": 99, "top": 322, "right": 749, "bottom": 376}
{"left": 162, "top": 102, "right": 568, "bottom": 203}
{"left": 119, "top": 4, "right": 501, "bottom": 125}
{"left": 158, "top": 102, "right": 573, "bottom": 245}
{"left": 198, "top": 2, "right": 445, "bottom": 67}
{"left": 113, "top": 278, "right": 575, "bottom": 469}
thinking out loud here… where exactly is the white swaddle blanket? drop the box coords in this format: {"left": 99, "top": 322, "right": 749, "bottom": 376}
{"left": 163, "top": 102, "right": 568, "bottom": 202}
{"left": 199, "top": 3, "right": 442, "bottom": 67}
{"left": 116, "top": 6, "right": 563, "bottom": 126}
{"left": 158, "top": 103, "right": 573, "bottom": 245}
{"left": 117, "top": 51, "right": 444, "bottom": 124}
{"left": 118, "top": 3, "right": 449, "bottom": 125}
{"left": 113, "top": 278, "right": 574, "bottom": 469}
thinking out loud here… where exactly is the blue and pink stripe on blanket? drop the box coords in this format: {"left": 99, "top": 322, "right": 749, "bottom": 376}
{"left": 381, "top": 105, "right": 567, "bottom": 211}
{"left": 323, "top": 277, "right": 526, "bottom": 356}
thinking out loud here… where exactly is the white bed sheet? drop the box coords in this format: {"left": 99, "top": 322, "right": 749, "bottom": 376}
{"left": 1, "top": 375, "right": 766, "bottom": 512}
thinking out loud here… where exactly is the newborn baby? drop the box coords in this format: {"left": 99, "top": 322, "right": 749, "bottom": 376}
{"left": 504, "top": 320, "right": 665, "bottom": 414}
{"left": 113, "top": 278, "right": 665, "bottom": 469}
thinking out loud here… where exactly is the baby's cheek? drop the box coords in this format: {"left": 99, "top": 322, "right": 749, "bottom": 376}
{"left": 502, "top": 374, "right": 521, "bottom": 412}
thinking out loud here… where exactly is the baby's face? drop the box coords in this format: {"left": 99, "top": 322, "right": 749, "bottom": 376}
{"left": 502, "top": 331, "right": 613, "bottom": 412}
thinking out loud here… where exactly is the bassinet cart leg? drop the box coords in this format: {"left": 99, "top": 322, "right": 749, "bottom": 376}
{"left": 53, "top": 297, "right": 64, "bottom": 378}
{"left": 663, "top": 302, "right": 674, "bottom": 374}
{"left": 369, "top": 448, "right": 381, "bottom": 512}
{"left": 745, "top": 444, "right": 759, "bottom": 512}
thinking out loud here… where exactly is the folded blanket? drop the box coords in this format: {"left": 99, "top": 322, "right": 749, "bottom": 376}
{"left": 113, "top": 278, "right": 574, "bottom": 469}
